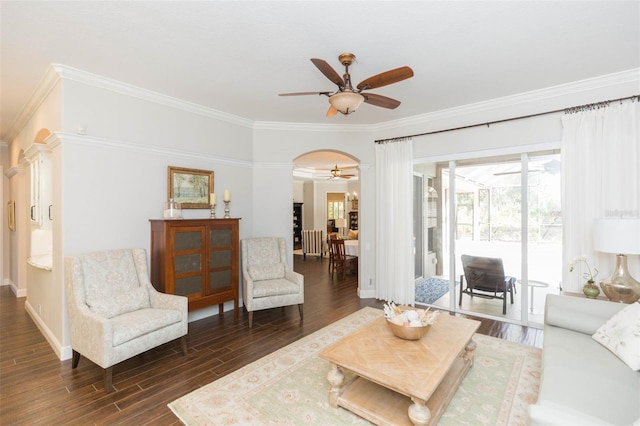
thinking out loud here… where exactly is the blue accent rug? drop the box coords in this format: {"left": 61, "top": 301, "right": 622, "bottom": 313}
{"left": 415, "top": 277, "right": 458, "bottom": 304}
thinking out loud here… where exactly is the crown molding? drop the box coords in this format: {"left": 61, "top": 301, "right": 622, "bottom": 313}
{"left": 53, "top": 64, "right": 254, "bottom": 129}
{"left": 5, "top": 65, "right": 62, "bottom": 143}
{"left": 5, "top": 166, "right": 23, "bottom": 178}
{"left": 252, "top": 120, "right": 371, "bottom": 133}
{"left": 6, "top": 64, "right": 638, "bottom": 144}
{"left": 372, "top": 68, "right": 640, "bottom": 132}
{"left": 50, "top": 132, "right": 253, "bottom": 168}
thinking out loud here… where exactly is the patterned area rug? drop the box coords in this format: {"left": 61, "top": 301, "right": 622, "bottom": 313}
{"left": 169, "top": 307, "right": 541, "bottom": 426}
{"left": 415, "top": 277, "right": 458, "bottom": 304}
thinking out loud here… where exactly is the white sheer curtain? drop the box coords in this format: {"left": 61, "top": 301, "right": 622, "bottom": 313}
{"left": 562, "top": 100, "right": 640, "bottom": 292}
{"left": 375, "top": 138, "right": 415, "bottom": 304}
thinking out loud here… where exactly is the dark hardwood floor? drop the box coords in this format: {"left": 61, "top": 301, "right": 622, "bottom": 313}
{"left": 0, "top": 255, "right": 542, "bottom": 425}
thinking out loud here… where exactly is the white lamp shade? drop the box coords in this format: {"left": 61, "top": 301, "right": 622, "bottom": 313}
{"left": 328, "top": 92, "right": 364, "bottom": 115}
{"left": 593, "top": 218, "right": 640, "bottom": 254}
{"left": 335, "top": 219, "right": 347, "bottom": 228}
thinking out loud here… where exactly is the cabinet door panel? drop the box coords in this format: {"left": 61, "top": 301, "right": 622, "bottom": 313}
{"left": 210, "top": 229, "right": 232, "bottom": 246}
{"left": 210, "top": 250, "right": 231, "bottom": 268}
{"left": 175, "top": 230, "right": 202, "bottom": 251}
{"left": 209, "top": 270, "right": 232, "bottom": 291}
{"left": 175, "top": 253, "right": 202, "bottom": 274}
{"left": 175, "top": 275, "right": 202, "bottom": 296}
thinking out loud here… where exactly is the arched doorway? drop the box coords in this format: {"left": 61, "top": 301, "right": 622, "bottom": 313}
{"left": 293, "top": 150, "right": 359, "bottom": 240}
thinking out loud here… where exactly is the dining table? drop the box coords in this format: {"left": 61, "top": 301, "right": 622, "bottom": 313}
{"left": 343, "top": 239, "right": 359, "bottom": 257}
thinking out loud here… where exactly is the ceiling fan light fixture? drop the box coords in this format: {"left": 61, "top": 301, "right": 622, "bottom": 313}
{"left": 328, "top": 91, "right": 364, "bottom": 115}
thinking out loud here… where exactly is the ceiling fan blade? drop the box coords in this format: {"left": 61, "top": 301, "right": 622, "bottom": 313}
{"left": 326, "top": 105, "right": 338, "bottom": 117}
{"left": 311, "top": 58, "right": 345, "bottom": 87}
{"left": 356, "top": 66, "right": 414, "bottom": 91}
{"left": 279, "top": 91, "right": 331, "bottom": 96}
{"left": 362, "top": 93, "right": 401, "bottom": 109}
{"left": 493, "top": 169, "right": 543, "bottom": 176}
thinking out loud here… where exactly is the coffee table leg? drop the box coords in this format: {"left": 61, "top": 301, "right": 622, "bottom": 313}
{"left": 327, "top": 363, "right": 345, "bottom": 408}
{"left": 408, "top": 397, "right": 431, "bottom": 426}
{"left": 464, "top": 339, "right": 477, "bottom": 365}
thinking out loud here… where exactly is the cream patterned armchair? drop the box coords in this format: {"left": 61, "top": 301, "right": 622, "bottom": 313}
{"left": 241, "top": 237, "right": 304, "bottom": 328}
{"left": 65, "top": 248, "right": 188, "bottom": 393}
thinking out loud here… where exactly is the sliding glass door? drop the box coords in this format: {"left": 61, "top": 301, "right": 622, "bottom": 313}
{"left": 414, "top": 150, "right": 561, "bottom": 326}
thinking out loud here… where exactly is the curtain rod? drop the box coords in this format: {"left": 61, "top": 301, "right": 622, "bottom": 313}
{"left": 374, "top": 94, "right": 639, "bottom": 143}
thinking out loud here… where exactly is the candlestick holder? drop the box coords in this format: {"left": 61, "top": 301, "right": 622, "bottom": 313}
{"left": 210, "top": 203, "right": 216, "bottom": 219}
{"left": 224, "top": 200, "right": 230, "bottom": 218}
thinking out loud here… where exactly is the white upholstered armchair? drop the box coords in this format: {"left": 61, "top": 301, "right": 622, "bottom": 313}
{"left": 65, "top": 248, "right": 188, "bottom": 393}
{"left": 241, "top": 237, "right": 304, "bottom": 328}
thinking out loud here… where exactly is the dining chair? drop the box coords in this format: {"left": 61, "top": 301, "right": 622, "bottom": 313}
{"left": 330, "top": 239, "right": 357, "bottom": 278}
{"left": 327, "top": 233, "right": 340, "bottom": 272}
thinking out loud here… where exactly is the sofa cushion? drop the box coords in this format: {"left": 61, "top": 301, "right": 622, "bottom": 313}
{"left": 110, "top": 308, "right": 182, "bottom": 346}
{"left": 253, "top": 278, "right": 300, "bottom": 298}
{"left": 249, "top": 263, "right": 286, "bottom": 281}
{"left": 81, "top": 250, "right": 150, "bottom": 318}
{"left": 539, "top": 325, "right": 640, "bottom": 424}
{"left": 592, "top": 302, "right": 640, "bottom": 371}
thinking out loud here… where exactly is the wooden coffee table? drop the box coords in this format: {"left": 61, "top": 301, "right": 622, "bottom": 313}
{"left": 320, "top": 313, "right": 480, "bottom": 426}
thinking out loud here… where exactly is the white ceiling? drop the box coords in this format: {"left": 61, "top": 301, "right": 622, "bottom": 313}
{"left": 1, "top": 1, "right": 639, "bottom": 144}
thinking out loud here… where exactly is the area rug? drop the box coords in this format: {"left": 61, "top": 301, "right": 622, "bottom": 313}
{"left": 169, "top": 307, "right": 541, "bottom": 426}
{"left": 415, "top": 277, "right": 458, "bottom": 304}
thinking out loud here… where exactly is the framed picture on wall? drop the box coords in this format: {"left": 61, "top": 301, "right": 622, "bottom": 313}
{"left": 7, "top": 200, "right": 15, "bottom": 231}
{"left": 167, "top": 166, "right": 214, "bottom": 209}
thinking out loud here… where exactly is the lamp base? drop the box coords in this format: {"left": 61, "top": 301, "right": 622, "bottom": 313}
{"left": 599, "top": 254, "right": 640, "bottom": 304}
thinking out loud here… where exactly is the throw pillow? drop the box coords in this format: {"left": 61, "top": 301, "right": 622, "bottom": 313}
{"left": 592, "top": 302, "right": 640, "bottom": 371}
{"left": 248, "top": 263, "right": 286, "bottom": 281}
{"left": 81, "top": 250, "right": 151, "bottom": 318}
{"left": 348, "top": 229, "right": 359, "bottom": 240}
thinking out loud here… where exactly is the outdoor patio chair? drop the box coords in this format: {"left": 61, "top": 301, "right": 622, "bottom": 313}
{"left": 459, "top": 254, "right": 516, "bottom": 314}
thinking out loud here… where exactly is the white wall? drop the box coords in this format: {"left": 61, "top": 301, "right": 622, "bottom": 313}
{"left": 4, "top": 65, "right": 639, "bottom": 359}
{"left": 252, "top": 126, "right": 376, "bottom": 295}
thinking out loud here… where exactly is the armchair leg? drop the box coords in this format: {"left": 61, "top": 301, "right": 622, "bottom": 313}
{"left": 503, "top": 296, "right": 507, "bottom": 315}
{"left": 180, "top": 335, "right": 188, "bottom": 356}
{"left": 298, "top": 304, "right": 303, "bottom": 320}
{"left": 72, "top": 350, "right": 81, "bottom": 369}
{"left": 248, "top": 311, "right": 254, "bottom": 328}
{"left": 104, "top": 366, "right": 113, "bottom": 393}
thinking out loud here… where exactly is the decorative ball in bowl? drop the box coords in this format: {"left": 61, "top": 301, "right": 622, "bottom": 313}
{"left": 383, "top": 303, "right": 440, "bottom": 341}
{"left": 386, "top": 319, "right": 431, "bottom": 340}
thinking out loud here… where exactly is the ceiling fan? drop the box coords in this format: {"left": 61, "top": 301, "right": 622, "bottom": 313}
{"left": 493, "top": 159, "right": 561, "bottom": 176}
{"left": 326, "top": 164, "right": 356, "bottom": 180}
{"left": 279, "top": 53, "right": 414, "bottom": 117}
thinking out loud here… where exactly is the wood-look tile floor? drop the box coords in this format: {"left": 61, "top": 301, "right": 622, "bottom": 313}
{"left": 0, "top": 255, "right": 542, "bottom": 425}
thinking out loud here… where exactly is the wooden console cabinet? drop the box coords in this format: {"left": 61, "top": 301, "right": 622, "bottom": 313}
{"left": 149, "top": 218, "right": 240, "bottom": 318}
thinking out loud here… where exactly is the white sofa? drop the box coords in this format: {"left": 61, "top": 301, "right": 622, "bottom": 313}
{"left": 529, "top": 294, "right": 640, "bottom": 425}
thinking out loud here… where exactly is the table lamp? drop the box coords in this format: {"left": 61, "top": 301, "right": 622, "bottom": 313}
{"left": 593, "top": 218, "right": 640, "bottom": 303}
{"left": 335, "top": 218, "right": 347, "bottom": 238}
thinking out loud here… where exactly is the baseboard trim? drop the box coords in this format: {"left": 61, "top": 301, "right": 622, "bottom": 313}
{"left": 24, "top": 300, "right": 71, "bottom": 360}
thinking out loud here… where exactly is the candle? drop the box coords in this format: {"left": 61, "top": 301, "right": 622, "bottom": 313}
{"left": 223, "top": 189, "right": 230, "bottom": 202}
{"left": 210, "top": 193, "right": 216, "bottom": 205}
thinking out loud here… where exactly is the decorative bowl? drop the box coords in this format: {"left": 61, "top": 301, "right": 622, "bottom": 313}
{"left": 386, "top": 319, "right": 431, "bottom": 340}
